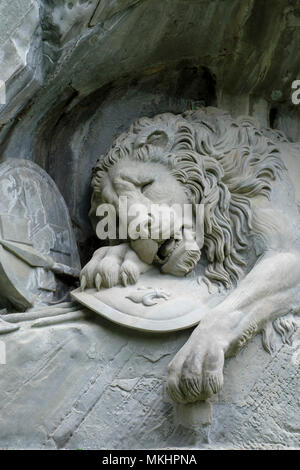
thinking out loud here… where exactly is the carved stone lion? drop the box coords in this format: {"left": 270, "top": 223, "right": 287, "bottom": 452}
{"left": 80, "top": 107, "right": 300, "bottom": 403}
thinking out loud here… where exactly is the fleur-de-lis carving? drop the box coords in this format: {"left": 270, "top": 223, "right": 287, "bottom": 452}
{"left": 126, "top": 287, "right": 170, "bottom": 307}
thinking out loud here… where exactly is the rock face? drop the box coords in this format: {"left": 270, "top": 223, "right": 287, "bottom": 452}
{"left": 0, "top": 0, "right": 299, "bottom": 450}
{"left": 0, "top": 313, "right": 299, "bottom": 450}
{"left": 0, "top": 0, "right": 300, "bottom": 259}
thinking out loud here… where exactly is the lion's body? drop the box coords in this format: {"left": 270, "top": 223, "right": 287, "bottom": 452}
{"left": 82, "top": 107, "right": 300, "bottom": 403}
{"left": 90, "top": 107, "right": 300, "bottom": 285}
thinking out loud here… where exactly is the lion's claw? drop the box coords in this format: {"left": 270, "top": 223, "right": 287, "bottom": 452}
{"left": 120, "top": 260, "right": 139, "bottom": 286}
{"left": 80, "top": 274, "right": 87, "bottom": 292}
{"left": 95, "top": 273, "right": 101, "bottom": 291}
{"left": 167, "top": 336, "right": 225, "bottom": 403}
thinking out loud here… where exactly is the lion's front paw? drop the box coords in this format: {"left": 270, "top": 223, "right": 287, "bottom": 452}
{"left": 80, "top": 244, "right": 151, "bottom": 290}
{"left": 167, "top": 334, "right": 225, "bottom": 403}
{"left": 120, "top": 260, "right": 140, "bottom": 286}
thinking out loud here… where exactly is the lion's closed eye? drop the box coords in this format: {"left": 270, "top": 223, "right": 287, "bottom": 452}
{"left": 141, "top": 180, "right": 154, "bottom": 193}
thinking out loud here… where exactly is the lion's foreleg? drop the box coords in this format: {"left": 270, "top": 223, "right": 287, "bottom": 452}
{"left": 167, "top": 251, "right": 300, "bottom": 403}
{"left": 205, "top": 251, "right": 300, "bottom": 349}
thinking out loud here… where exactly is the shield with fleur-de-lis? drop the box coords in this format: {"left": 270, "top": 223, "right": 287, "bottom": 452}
{"left": 72, "top": 265, "right": 227, "bottom": 333}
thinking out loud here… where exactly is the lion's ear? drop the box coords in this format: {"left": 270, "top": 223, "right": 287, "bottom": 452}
{"left": 146, "top": 130, "right": 168, "bottom": 148}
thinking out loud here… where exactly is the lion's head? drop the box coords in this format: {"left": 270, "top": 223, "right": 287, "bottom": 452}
{"left": 90, "top": 107, "right": 285, "bottom": 290}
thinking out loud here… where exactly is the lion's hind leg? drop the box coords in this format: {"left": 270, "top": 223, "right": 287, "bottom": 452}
{"left": 262, "top": 313, "right": 298, "bottom": 354}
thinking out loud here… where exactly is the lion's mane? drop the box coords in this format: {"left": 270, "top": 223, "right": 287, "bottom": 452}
{"left": 91, "top": 107, "right": 286, "bottom": 289}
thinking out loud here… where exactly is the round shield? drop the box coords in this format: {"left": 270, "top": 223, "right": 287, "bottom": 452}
{"left": 0, "top": 159, "right": 81, "bottom": 310}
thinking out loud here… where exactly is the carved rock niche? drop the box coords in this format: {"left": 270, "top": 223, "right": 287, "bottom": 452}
{"left": 0, "top": 0, "right": 299, "bottom": 451}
